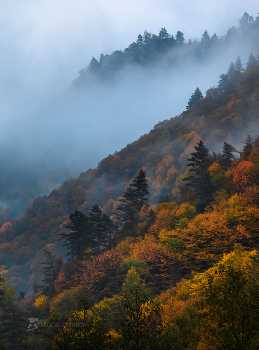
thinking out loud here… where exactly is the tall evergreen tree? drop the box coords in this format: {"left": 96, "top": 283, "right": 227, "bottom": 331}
{"left": 183, "top": 140, "right": 214, "bottom": 211}
{"left": 89, "top": 204, "right": 106, "bottom": 255}
{"left": 227, "top": 62, "right": 236, "bottom": 78}
{"left": 217, "top": 73, "right": 229, "bottom": 92}
{"left": 240, "top": 134, "right": 253, "bottom": 160}
{"left": 115, "top": 187, "right": 140, "bottom": 237}
{"left": 59, "top": 209, "right": 92, "bottom": 260}
{"left": 115, "top": 170, "right": 149, "bottom": 236}
{"left": 158, "top": 28, "right": 169, "bottom": 39}
{"left": 247, "top": 52, "right": 258, "bottom": 68}
{"left": 221, "top": 142, "right": 238, "bottom": 168}
{"left": 201, "top": 30, "right": 211, "bottom": 47}
{"left": 129, "top": 169, "right": 149, "bottom": 207}
{"left": 235, "top": 56, "right": 244, "bottom": 72}
{"left": 186, "top": 87, "right": 203, "bottom": 110}
{"left": 40, "top": 250, "right": 63, "bottom": 297}
{"left": 87, "top": 57, "right": 100, "bottom": 74}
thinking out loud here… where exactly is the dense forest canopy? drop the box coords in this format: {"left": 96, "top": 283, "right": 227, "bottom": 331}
{"left": 0, "top": 11, "right": 259, "bottom": 349}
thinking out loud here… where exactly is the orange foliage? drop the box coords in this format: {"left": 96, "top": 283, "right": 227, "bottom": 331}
{"left": 132, "top": 235, "right": 182, "bottom": 292}
{"left": 148, "top": 203, "right": 178, "bottom": 236}
{"left": 233, "top": 161, "right": 254, "bottom": 192}
{"left": 0, "top": 222, "right": 12, "bottom": 232}
{"left": 56, "top": 250, "right": 124, "bottom": 300}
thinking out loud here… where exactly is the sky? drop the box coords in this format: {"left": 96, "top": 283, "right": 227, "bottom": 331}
{"left": 0, "top": 0, "right": 258, "bottom": 215}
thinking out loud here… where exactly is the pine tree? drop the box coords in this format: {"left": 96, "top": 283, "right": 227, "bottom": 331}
{"left": 240, "top": 135, "right": 253, "bottom": 160}
{"left": 102, "top": 213, "right": 116, "bottom": 250}
{"left": 221, "top": 142, "right": 238, "bottom": 168}
{"left": 115, "top": 187, "right": 140, "bottom": 237}
{"left": 115, "top": 170, "right": 149, "bottom": 237}
{"left": 59, "top": 209, "right": 92, "bottom": 260}
{"left": 183, "top": 140, "right": 214, "bottom": 211}
{"left": 158, "top": 28, "right": 169, "bottom": 39}
{"left": 247, "top": 52, "right": 258, "bottom": 68}
{"left": 186, "top": 87, "right": 203, "bottom": 110}
{"left": 201, "top": 30, "right": 210, "bottom": 47}
{"left": 217, "top": 74, "right": 229, "bottom": 92}
{"left": 89, "top": 204, "right": 107, "bottom": 255}
{"left": 40, "top": 250, "right": 63, "bottom": 297}
{"left": 235, "top": 56, "right": 244, "bottom": 72}
{"left": 129, "top": 169, "right": 149, "bottom": 207}
{"left": 87, "top": 57, "right": 100, "bottom": 74}
{"left": 227, "top": 62, "right": 235, "bottom": 78}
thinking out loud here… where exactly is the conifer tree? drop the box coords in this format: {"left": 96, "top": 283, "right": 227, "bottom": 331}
{"left": 186, "top": 87, "right": 203, "bottom": 110}
{"left": 87, "top": 57, "right": 100, "bottom": 74}
{"left": 201, "top": 30, "right": 210, "bottom": 47}
{"left": 158, "top": 28, "right": 169, "bottom": 39}
{"left": 183, "top": 140, "right": 214, "bottom": 211}
{"left": 221, "top": 142, "right": 238, "bottom": 168}
{"left": 89, "top": 204, "right": 107, "bottom": 255}
{"left": 217, "top": 73, "right": 229, "bottom": 92}
{"left": 40, "top": 250, "right": 63, "bottom": 297}
{"left": 129, "top": 169, "right": 149, "bottom": 207}
{"left": 59, "top": 209, "right": 92, "bottom": 260}
{"left": 227, "top": 62, "right": 235, "bottom": 78}
{"left": 247, "top": 52, "right": 258, "bottom": 68}
{"left": 115, "top": 170, "right": 149, "bottom": 236}
{"left": 235, "top": 56, "right": 244, "bottom": 72}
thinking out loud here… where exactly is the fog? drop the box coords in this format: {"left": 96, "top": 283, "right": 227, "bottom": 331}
{"left": 0, "top": 1, "right": 258, "bottom": 218}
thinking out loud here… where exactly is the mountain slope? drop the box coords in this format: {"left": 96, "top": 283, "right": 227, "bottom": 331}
{"left": 1, "top": 64, "right": 259, "bottom": 293}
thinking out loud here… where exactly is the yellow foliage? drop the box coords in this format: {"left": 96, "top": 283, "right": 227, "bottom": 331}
{"left": 35, "top": 295, "right": 50, "bottom": 311}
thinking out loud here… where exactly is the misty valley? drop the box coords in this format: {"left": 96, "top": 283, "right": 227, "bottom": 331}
{"left": 1, "top": 10, "right": 259, "bottom": 350}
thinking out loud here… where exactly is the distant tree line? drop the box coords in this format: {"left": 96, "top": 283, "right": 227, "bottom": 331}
{"left": 74, "top": 12, "right": 259, "bottom": 87}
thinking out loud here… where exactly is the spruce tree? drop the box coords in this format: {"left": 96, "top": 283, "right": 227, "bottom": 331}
{"left": 235, "top": 56, "right": 244, "bottom": 72}
{"left": 59, "top": 209, "right": 92, "bottom": 260}
{"left": 186, "top": 87, "right": 203, "bottom": 110}
{"left": 116, "top": 187, "right": 140, "bottom": 237}
{"left": 221, "top": 142, "right": 238, "bottom": 168}
{"left": 89, "top": 204, "right": 106, "bottom": 255}
{"left": 247, "top": 52, "right": 258, "bottom": 68}
{"left": 217, "top": 74, "right": 229, "bottom": 92}
{"left": 129, "top": 169, "right": 149, "bottom": 207}
{"left": 115, "top": 170, "right": 149, "bottom": 236}
{"left": 201, "top": 30, "right": 210, "bottom": 47}
{"left": 227, "top": 62, "right": 235, "bottom": 78}
{"left": 40, "top": 250, "right": 63, "bottom": 297}
{"left": 87, "top": 57, "right": 100, "bottom": 74}
{"left": 183, "top": 140, "right": 214, "bottom": 211}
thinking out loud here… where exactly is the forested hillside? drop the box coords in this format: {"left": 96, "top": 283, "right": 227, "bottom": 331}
{"left": 1, "top": 67, "right": 259, "bottom": 347}
{"left": 0, "top": 56, "right": 259, "bottom": 296}
{"left": 0, "top": 11, "right": 259, "bottom": 348}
